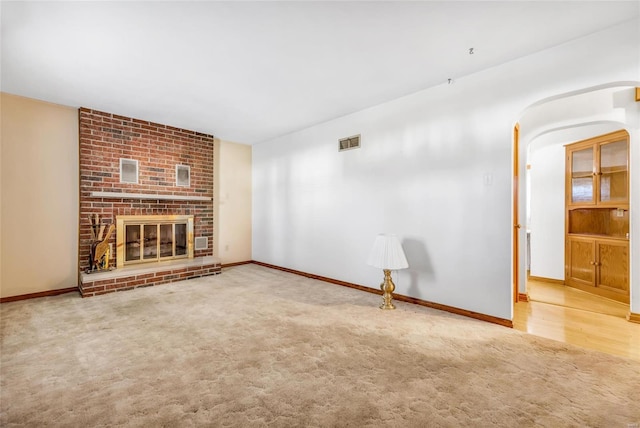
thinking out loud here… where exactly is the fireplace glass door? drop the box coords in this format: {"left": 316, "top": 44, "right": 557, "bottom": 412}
{"left": 124, "top": 222, "right": 189, "bottom": 264}
{"left": 160, "top": 224, "right": 173, "bottom": 257}
{"left": 116, "top": 215, "right": 194, "bottom": 268}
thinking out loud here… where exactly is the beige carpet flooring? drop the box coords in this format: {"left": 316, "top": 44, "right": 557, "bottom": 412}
{"left": 1, "top": 264, "right": 639, "bottom": 427}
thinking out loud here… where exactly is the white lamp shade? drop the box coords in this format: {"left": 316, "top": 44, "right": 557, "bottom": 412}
{"left": 367, "top": 234, "right": 409, "bottom": 270}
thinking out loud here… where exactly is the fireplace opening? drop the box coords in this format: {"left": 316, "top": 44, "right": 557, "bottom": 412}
{"left": 116, "top": 215, "right": 194, "bottom": 268}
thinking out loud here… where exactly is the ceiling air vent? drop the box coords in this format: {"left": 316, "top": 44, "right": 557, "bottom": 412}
{"left": 339, "top": 134, "right": 361, "bottom": 152}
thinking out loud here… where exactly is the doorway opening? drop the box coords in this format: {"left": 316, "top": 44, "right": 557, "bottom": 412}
{"left": 512, "top": 84, "right": 638, "bottom": 360}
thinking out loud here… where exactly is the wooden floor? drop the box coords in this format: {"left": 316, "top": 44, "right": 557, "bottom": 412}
{"left": 513, "top": 279, "right": 640, "bottom": 362}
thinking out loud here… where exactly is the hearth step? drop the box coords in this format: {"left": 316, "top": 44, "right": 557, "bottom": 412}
{"left": 79, "top": 256, "right": 221, "bottom": 297}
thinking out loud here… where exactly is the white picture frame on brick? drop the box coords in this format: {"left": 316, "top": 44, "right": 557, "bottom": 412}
{"left": 120, "top": 158, "right": 138, "bottom": 184}
{"left": 176, "top": 164, "right": 190, "bottom": 187}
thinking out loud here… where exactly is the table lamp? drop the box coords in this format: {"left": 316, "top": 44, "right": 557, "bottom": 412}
{"left": 367, "top": 234, "right": 409, "bottom": 310}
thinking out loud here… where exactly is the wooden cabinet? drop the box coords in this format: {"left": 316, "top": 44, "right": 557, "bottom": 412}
{"left": 567, "top": 131, "right": 629, "bottom": 208}
{"left": 565, "top": 130, "right": 629, "bottom": 303}
{"left": 596, "top": 239, "right": 629, "bottom": 294}
{"left": 566, "top": 236, "right": 629, "bottom": 302}
{"left": 567, "top": 236, "right": 595, "bottom": 287}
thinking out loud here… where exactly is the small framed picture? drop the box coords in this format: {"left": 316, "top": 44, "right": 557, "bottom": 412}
{"left": 176, "top": 164, "right": 190, "bottom": 187}
{"left": 120, "top": 159, "right": 138, "bottom": 184}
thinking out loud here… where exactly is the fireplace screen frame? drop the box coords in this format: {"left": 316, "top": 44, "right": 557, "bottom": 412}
{"left": 116, "top": 215, "right": 194, "bottom": 268}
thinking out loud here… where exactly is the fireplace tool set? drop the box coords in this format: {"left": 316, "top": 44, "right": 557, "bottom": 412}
{"left": 87, "top": 214, "right": 115, "bottom": 273}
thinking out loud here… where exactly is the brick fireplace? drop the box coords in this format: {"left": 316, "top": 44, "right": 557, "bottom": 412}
{"left": 78, "top": 108, "right": 220, "bottom": 296}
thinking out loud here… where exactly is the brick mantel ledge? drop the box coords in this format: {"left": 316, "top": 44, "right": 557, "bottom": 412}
{"left": 89, "top": 191, "right": 212, "bottom": 201}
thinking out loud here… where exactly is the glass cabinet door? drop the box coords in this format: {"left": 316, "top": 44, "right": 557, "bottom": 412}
{"left": 599, "top": 139, "right": 627, "bottom": 203}
{"left": 570, "top": 147, "right": 595, "bottom": 204}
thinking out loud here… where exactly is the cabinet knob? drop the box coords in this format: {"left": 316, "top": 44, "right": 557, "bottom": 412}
{"left": 590, "top": 261, "right": 596, "bottom": 265}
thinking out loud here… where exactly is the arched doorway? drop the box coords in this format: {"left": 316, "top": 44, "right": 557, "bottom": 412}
{"left": 512, "top": 83, "right": 640, "bottom": 358}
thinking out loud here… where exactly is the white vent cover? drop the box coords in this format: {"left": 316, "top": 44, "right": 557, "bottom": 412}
{"left": 194, "top": 237, "right": 208, "bottom": 250}
{"left": 120, "top": 158, "right": 139, "bottom": 184}
{"left": 339, "top": 134, "right": 361, "bottom": 151}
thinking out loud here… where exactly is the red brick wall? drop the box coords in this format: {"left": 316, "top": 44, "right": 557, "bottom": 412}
{"left": 79, "top": 108, "right": 214, "bottom": 272}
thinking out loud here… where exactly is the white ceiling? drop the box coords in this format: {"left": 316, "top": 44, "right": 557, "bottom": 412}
{"left": 1, "top": 1, "right": 638, "bottom": 144}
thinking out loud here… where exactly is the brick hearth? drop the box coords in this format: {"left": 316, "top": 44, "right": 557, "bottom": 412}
{"left": 79, "top": 257, "right": 221, "bottom": 297}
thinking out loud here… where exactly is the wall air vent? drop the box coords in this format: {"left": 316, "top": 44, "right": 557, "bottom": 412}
{"left": 194, "top": 236, "right": 208, "bottom": 250}
{"left": 339, "top": 134, "right": 361, "bottom": 152}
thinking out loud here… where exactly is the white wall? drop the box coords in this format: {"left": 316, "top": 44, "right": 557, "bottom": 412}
{"left": 253, "top": 20, "right": 640, "bottom": 321}
{"left": 528, "top": 144, "right": 565, "bottom": 280}
{"left": 630, "top": 128, "right": 640, "bottom": 313}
